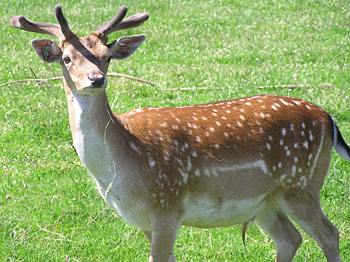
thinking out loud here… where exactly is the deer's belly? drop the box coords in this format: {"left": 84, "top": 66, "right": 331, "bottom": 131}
{"left": 181, "top": 194, "right": 267, "bottom": 228}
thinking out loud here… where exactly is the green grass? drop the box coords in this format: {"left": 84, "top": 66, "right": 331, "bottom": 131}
{"left": 1, "top": 0, "right": 349, "bottom": 261}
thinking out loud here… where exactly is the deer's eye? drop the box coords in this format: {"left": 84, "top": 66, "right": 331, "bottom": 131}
{"left": 63, "top": 57, "right": 71, "bottom": 64}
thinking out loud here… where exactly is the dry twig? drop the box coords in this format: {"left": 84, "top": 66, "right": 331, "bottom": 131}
{"left": 255, "top": 83, "right": 332, "bottom": 89}
{"left": 0, "top": 73, "right": 154, "bottom": 88}
{"left": 0, "top": 77, "right": 62, "bottom": 87}
{"left": 163, "top": 83, "right": 332, "bottom": 91}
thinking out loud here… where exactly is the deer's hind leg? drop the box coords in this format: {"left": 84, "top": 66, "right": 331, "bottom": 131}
{"left": 277, "top": 190, "right": 340, "bottom": 262}
{"left": 255, "top": 200, "right": 302, "bottom": 262}
{"left": 276, "top": 134, "right": 341, "bottom": 262}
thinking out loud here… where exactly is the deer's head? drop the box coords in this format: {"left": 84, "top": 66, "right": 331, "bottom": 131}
{"left": 11, "top": 5, "right": 148, "bottom": 95}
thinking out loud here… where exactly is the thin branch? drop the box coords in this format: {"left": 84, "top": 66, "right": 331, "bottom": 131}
{"left": 163, "top": 87, "right": 224, "bottom": 91}
{"left": 163, "top": 83, "right": 332, "bottom": 91}
{"left": 0, "top": 77, "right": 62, "bottom": 87}
{"left": 107, "top": 73, "right": 155, "bottom": 86}
{"left": 255, "top": 83, "right": 332, "bottom": 89}
{"left": 0, "top": 73, "right": 154, "bottom": 88}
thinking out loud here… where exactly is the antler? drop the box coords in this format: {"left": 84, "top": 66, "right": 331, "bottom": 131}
{"left": 10, "top": 15, "right": 62, "bottom": 38}
{"left": 10, "top": 5, "right": 74, "bottom": 41}
{"left": 11, "top": 5, "right": 148, "bottom": 43}
{"left": 54, "top": 5, "right": 74, "bottom": 39}
{"left": 96, "top": 6, "right": 149, "bottom": 39}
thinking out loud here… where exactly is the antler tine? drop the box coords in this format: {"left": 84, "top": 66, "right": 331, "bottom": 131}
{"left": 110, "top": 13, "right": 149, "bottom": 32}
{"left": 10, "top": 5, "right": 75, "bottom": 41}
{"left": 96, "top": 6, "right": 128, "bottom": 37}
{"left": 96, "top": 6, "right": 149, "bottom": 38}
{"left": 10, "top": 15, "right": 62, "bottom": 39}
{"left": 54, "top": 5, "right": 74, "bottom": 39}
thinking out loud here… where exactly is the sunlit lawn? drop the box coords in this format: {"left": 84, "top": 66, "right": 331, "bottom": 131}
{"left": 1, "top": 0, "right": 349, "bottom": 261}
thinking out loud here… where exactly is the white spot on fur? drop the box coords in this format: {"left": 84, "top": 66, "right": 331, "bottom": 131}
{"left": 280, "top": 174, "right": 288, "bottom": 182}
{"left": 186, "top": 156, "right": 192, "bottom": 171}
{"left": 292, "top": 165, "right": 296, "bottom": 177}
{"left": 279, "top": 99, "right": 289, "bottom": 106}
{"left": 309, "top": 130, "right": 314, "bottom": 141}
{"left": 290, "top": 123, "right": 295, "bottom": 132}
{"left": 194, "top": 169, "right": 201, "bottom": 176}
{"left": 129, "top": 141, "right": 142, "bottom": 155}
{"left": 281, "top": 128, "right": 287, "bottom": 136}
{"left": 149, "top": 157, "right": 155, "bottom": 168}
{"left": 266, "top": 143, "right": 271, "bottom": 150}
{"left": 300, "top": 176, "right": 307, "bottom": 187}
{"left": 303, "top": 141, "right": 309, "bottom": 149}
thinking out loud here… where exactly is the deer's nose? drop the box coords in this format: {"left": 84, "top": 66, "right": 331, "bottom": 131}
{"left": 88, "top": 74, "right": 106, "bottom": 87}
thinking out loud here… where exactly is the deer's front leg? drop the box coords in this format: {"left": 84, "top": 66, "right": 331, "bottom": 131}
{"left": 147, "top": 215, "right": 180, "bottom": 262}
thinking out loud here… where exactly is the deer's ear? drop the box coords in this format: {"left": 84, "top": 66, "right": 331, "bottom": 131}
{"left": 108, "top": 35, "right": 145, "bottom": 60}
{"left": 31, "top": 39, "right": 61, "bottom": 63}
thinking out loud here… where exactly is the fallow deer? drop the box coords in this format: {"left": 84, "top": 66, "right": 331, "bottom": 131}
{"left": 11, "top": 5, "right": 348, "bottom": 262}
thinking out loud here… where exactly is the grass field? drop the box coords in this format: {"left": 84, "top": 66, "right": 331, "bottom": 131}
{"left": 1, "top": 0, "right": 349, "bottom": 261}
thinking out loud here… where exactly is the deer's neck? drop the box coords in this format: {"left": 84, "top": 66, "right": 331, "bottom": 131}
{"left": 65, "top": 86, "right": 127, "bottom": 191}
